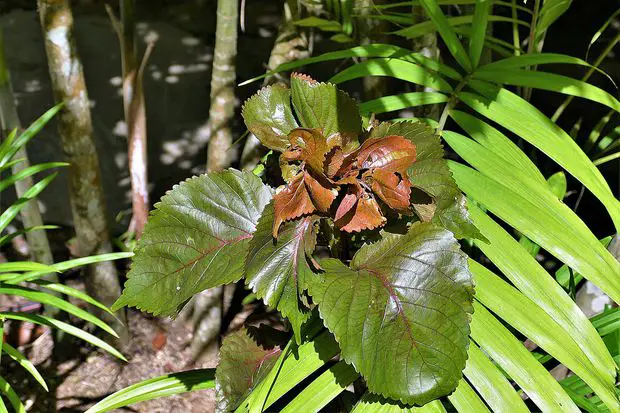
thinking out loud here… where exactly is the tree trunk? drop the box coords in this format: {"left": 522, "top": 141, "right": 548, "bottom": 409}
{"left": 37, "top": 0, "right": 126, "bottom": 338}
{"left": 206, "top": 0, "right": 239, "bottom": 172}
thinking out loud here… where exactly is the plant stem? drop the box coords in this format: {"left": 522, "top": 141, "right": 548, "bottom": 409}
{"left": 38, "top": 0, "right": 126, "bottom": 338}
{"left": 107, "top": 0, "right": 151, "bottom": 238}
{"left": 522, "top": 0, "right": 541, "bottom": 101}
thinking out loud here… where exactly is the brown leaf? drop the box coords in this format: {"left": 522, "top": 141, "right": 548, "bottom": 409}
{"left": 365, "top": 169, "right": 412, "bottom": 213}
{"left": 325, "top": 147, "right": 345, "bottom": 178}
{"left": 273, "top": 173, "right": 316, "bottom": 237}
{"left": 352, "top": 135, "right": 416, "bottom": 174}
{"left": 287, "top": 128, "right": 331, "bottom": 174}
{"left": 335, "top": 184, "right": 386, "bottom": 232}
{"left": 304, "top": 171, "right": 337, "bottom": 212}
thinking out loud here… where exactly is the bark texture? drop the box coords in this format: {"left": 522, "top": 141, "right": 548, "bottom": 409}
{"left": 37, "top": 0, "right": 125, "bottom": 335}
{"left": 205, "top": 0, "right": 238, "bottom": 172}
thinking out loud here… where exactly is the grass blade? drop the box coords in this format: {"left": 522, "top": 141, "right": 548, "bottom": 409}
{"left": 85, "top": 369, "right": 215, "bottom": 413}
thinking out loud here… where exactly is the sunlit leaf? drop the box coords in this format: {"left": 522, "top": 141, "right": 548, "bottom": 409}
{"left": 114, "top": 170, "right": 272, "bottom": 316}
{"left": 308, "top": 222, "right": 474, "bottom": 405}
{"left": 245, "top": 202, "right": 316, "bottom": 341}
{"left": 216, "top": 327, "right": 285, "bottom": 412}
{"left": 242, "top": 84, "right": 298, "bottom": 152}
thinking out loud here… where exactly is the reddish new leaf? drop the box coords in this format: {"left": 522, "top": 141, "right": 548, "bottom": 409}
{"left": 353, "top": 135, "right": 417, "bottom": 173}
{"left": 287, "top": 128, "right": 332, "bottom": 174}
{"left": 365, "top": 168, "right": 412, "bottom": 213}
{"left": 335, "top": 184, "right": 386, "bottom": 232}
{"left": 273, "top": 173, "right": 316, "bottom": 237}
{"left": 304, "top": 171, "right": 337, "bottom": 212}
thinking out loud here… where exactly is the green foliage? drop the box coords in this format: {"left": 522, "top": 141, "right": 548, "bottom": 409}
{"left": 0, "top": 109, "right": 129, "bottom": 409}
{"left": 114, "top": 69, "right": 478, "bottom": 407}
{"left": 103, "top": 1, "right": 620, "bottom": 412}
{"left": 308, "top": 223, "right": 473, "bottom": 405}
{"left": 114, "top": 170, "right": 273, "bottom": 316}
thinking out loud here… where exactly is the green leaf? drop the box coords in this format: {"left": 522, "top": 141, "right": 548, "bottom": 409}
{"left": 2, "top": 343, "right": 48, "bottom": 391}
{"left": 239, "top": 44, "right": 463, "bottom": 86}
{"left": 216, "top": 327, "right": 284, "bottom": 412}
{"left": 294, "top": 17, "right": 342, "bottom": 32}
{"left": 0, "top": 262, "right": 57, "bottom": 274}
{"left": 330, "top": 59, "right": 453, "bottom": 94}
{"left": 33, "top": 280, "right": 115, "bottom": 317}
{"left": 476, "top": 53, "right": 605, "bottom": 72}
{"left": 470, "top": 301, "right": 580, "bottom": 413}
{"left": 470, "top": 259, "right": 619, "bottom": 412}
{"left": 245, "top": 202, "right": 315, "bottom": 342}
{"left": 0, "top": 284, "right": 118, "bottom": 337}
{"left": 448, "top": 159, "right": 620, "bottom": 307}
{"left": 359, "top": 92, "right": 448, "bottom": 115}
{"left": 351, "top": 393, "right": 447, "bottom": 413}
{"left": 370, "top": 121, "right": 482, "bottom": 240}
{"left": 408, "top": 1, "right": 472, "bottom": 71}
{"left": 308, "top": 222, "right": 474, "bottom": 405}
{"left": 0, "top": 376, "right": 25, "bottom": 413}
{"left": 447, "top": 378, "right": 491, "bottom": 413}
{"left": 446, "top": 152, "right": 618, "bottom": 376}
{"left": 461, "top": 82, "right": 620, "bottom": 230}
{"left": 0, "top": 104, "right": 61, "bottom": 169}
{"left": 290, "top": 74, "right": 362, "bottom": 139}
{"left": 0, "top": 162, "right": 67, "bottom": 193}
{"left": 114, "top": 170, "right": 272, "bottom": 316}
{"left": 9, "top": 252, "right": 133, "bottom": 284}
{"left": 394, "top": 14, "right": 529, "bottom": 41}
{"left": 280, "top": 361, "right": 358, "bottom": 413}
{"left": 473, "top": 69, "right": 620, "bottom": 112}
{"left": 85, "top": 369, "right": 215, "bottom": 413}
{"left": 0, "top": 225, "right": 58, "bottom": 249}
{"left": 239, "top": 329, "right": 340, "bottom": 412}
{"left": 242, "top": 84, "right": 298, "bottom": 152}
{"left": 464, "top": 341, "right": 529, "bottom": 413}
{"left": 449, "top": 110, "right": 546, "bottom": 184}
{"left": 1, "top": 312, "right": 125, "bottom": 361}
{"left": 0, "top": 173, "right": 57, "bottom": 234}
{"left": 536, "top": 0, "right": 572, "bottom": 40}
{"left": 469, "top": 0, "right": 492, "bottom": 68}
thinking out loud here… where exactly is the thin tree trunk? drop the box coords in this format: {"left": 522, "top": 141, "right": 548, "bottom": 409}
{"left": 358, "top": 0, "right": 388, "bottom": 101}
{"left": 106, "top": 0, "right": 151, "bottom": 238}
{"left": 37, "top": 0, "right": 126, "bottom": 338}
{"left": 190, "top": 0, "right": 239, "bottom": 360}
{"left": 205, "top": 0, "right": 238, "bottom": 172}
{"left": 412, "top": 5, "right": 440, "bottom": 120}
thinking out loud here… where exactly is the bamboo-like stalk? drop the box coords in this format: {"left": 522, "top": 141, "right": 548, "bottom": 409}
{"left": 106, "top": 0, "right": 152, "bottom": 238}
{"left": 205, "top": 0, "right": 239, "bottom": 172}
{"left": 37, "top": 0, "right": 126, "bottom": 336}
